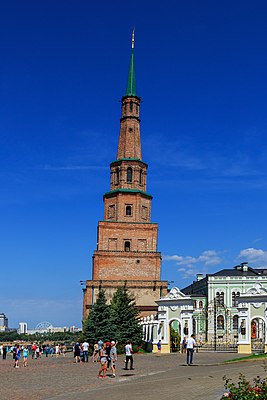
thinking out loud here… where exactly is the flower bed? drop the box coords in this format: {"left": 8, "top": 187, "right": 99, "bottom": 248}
{"left": 221, "top": 367, "right": 267, "bottom": 399}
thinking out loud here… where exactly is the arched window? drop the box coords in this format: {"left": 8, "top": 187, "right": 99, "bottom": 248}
{"left": 126, "top": 205, "right": 132, "bottom": 216}
{"left": 124, "top": 241, "right": 131, "bottom": 252}
{"left": 216, "top": 292, "right": 220, "bottom": 306}
{"left": 193, "top": 300, "right": 197, "bottom": 309}
{"left": 217, "top": 315, "right": 224, "bottom": 330}
{"left": 233, "top": 315, "right": 238, "bottom": 330}
{"left": 216, "top": 291, "right": 224, "bottom": 306}
{"left": 199, "top": 301, "right": 203, "bottom": 309}
{"left": 127, "top": 167, "right": 132, "bottom": 183}
{"left": 115, "top": 168, "right": 120, "bottom": 185}
{"left": 232, "top": 291, "right": 240, "bottom": 307}
{"left": 130, "top": 101, "right": 133, "bottom": 112}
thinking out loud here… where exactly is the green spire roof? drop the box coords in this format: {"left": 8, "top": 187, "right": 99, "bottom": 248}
{"left": 125, "top": 30, "right": 136, "bottom": 96}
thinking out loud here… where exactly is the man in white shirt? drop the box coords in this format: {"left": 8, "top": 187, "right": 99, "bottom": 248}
{"left": 124, "top": 340, "right": 134, "bottom": 370}
{"left": 82, "top": 341, "right": 89, "bottom": 362}
{"left": 186, "top": 334, "right": 196, "bottom": 365}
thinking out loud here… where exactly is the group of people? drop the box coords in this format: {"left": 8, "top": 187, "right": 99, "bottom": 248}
{"left": 1, "top": 342, "right": 69, "bottom": 368}
{"left": 31, "top": 343, "right": 67, "bottom": 358}
{"left": 73, "top": 338, "right": 134, "bottom": 379}
{"left": 12, "top": 344, "right": 29, "bottom": 368}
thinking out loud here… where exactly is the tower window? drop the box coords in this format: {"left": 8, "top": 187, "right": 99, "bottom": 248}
{"left": 108, "top": 205, "right": 115, "bottom": 219}
{"left": 141, "top": 206, "right": 148, "bottom": 220}
{"left": 124, "top": 241, "right": 131, "bottom": 252}
{"left": 139, "top": 169, "right": 143, "bottom": 185}
{"left": 115, "top": 168, "right": 120, "bottom": 185}
{"left": 125, "top": 205, "right": 132, "bottom": 216}
{"left": 129, "top": 101, "right": 133, "bottom": 113}
{"left": 127, "top": 167, "right": 132, "bottom": 183}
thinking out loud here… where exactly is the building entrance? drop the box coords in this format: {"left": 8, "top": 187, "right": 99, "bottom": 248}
{"left": 169, "top": 320, "right": 181, "bottom": 352}
{"left": 251, "top": 318, "right": 265, "bottom": 354}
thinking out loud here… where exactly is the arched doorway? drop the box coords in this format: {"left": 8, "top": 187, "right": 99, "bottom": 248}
{"left": 169, "top": 320, "right": 181, "bottom": 352}
{"left": 251, "top": 318, "right": 265, "bottom": 353}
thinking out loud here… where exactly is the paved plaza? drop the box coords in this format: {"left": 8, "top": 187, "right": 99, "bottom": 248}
{"left": 0, "top": 351, "right": 266, "bottom": 400}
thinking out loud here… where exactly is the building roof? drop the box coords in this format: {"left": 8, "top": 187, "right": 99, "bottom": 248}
{"left": 209, "top": 266, "right": 267, "bottom": 278}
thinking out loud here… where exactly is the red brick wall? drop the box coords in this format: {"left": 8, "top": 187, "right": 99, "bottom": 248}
{"left": 93, "top": 251, "right": 161, "bottom": 280}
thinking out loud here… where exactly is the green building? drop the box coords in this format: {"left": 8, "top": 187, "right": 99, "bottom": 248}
{"left": 141, "top": 262, "right": 267, "bottom": 354}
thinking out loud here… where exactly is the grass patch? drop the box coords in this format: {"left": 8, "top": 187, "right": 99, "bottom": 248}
{"left": 225, "top": 353, "right": 267, "bottom": 363}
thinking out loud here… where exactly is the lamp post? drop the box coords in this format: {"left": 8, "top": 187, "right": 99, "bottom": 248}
{"left": 214, "top": 298, "right": 217, "bottom": 351}
{"left": 80, "top": 280, "right": 86, "bottom": 293}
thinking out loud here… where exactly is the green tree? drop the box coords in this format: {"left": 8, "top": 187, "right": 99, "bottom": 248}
{"left": 83, "top": 289, "right": 111, "bottom": 343}
{"left": 110, "top": 286, "right": 143, "bottom": 344}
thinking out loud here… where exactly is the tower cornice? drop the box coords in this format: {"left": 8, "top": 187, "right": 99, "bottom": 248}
{"left": 104, "top": 188, "right": 153, "bottom": 200}
{"left": 110, "top": 158, "right": 148, "bottom": 168}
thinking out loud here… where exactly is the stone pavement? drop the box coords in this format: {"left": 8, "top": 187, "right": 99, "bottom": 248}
{"left": 0, "top": 352, "right": 266, "bottom": 400}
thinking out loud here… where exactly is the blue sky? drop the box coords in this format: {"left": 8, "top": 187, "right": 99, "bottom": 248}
{"left": 1, "top": 0, "right": 267, "bottom": 328}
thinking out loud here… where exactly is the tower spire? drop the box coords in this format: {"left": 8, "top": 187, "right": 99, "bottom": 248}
{"left": 125, "top": 29, "right": 136, "bottom": 96}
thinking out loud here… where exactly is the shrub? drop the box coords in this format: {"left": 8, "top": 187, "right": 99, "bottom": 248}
{"left": 221, "top": 367, "right": 267, "bottom": 399}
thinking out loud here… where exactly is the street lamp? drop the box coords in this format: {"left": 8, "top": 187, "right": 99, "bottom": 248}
{"left": 80, "top": 280, "right": 86, "bottom": 293}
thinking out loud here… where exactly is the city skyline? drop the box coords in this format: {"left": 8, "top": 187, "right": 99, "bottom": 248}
{"left": 1, "top": 1, "right": 267, "bottom": 327}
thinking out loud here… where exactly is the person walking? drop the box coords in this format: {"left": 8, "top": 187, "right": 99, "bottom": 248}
{"left": 2, "top": 346, "right": 7, "bottom": 360}
{"left": 110, "top": 341, "right": 117, "bottom": 378}
{"left": 105, "top": 342, "right": 111, "bottom": 369}
{"left": 125, "top": 340, "right": 134, "bottom": 370}
{"left": 23, "top": 346, "right": 29, "bottom": 367}
{"left": 74, "top": 342, "right": 81, "bottom": 363}
{"left": 92, "top": 343, "right": 99, "bottom": 362}
{"left": 98, "top": 343, "right": 108, "bottom": 378}
{"left": 186, "top": 334, "right": 196, "bottom": 365}
{"left": 31, "top": 343, "right": 37, "bottom": 359}
{"left": 82, "top": 340, "right": 89, "bottom": 362}
{"left": 13, "top": 345, "right": 21, "bottom": 368}
{"left": 157, "top": 340, "right": 162, "bottom": 354}
{"left": 181, "top": 337, "right": 187, "bottom": 353}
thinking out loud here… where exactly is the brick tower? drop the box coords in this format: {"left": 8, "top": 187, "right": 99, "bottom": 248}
{"left": 82, "top": 32, "right": 168, "bottom": 319}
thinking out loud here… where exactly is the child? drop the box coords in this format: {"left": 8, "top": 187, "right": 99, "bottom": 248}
{"left": 23, "top": 347, "right": 29, "bottom": 367}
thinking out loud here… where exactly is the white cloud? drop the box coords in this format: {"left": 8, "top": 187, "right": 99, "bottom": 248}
{"left": 163, "top": 250, "right": 223, "bottom": 278}
{"left": 237, "top": 248, "right": 267, "bottom": 266}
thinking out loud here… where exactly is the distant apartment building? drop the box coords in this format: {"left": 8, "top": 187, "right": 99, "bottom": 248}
{"left": 0, "top": 313, "right": 8, "bottom": 332}
{"left": 18, "top": 322, "right": 28, "bottom": 334}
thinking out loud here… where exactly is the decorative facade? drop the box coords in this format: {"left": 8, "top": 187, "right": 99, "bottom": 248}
{"left": 182, "top": 262, "right": 267, "bottom": 348}
{"left": 141, "top": 263, "right": 267, "bottom": 354}
{"left": 82, "top": 32, "right": 168, "bottom": 320}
